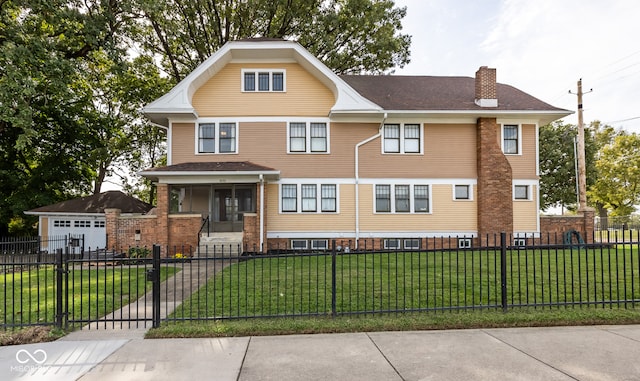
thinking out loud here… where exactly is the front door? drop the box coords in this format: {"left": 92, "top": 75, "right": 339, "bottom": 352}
{"left": 212, "top": 185, "right": 255, "bottom": 232}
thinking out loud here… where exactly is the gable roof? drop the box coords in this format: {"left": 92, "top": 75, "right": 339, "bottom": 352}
{"left": 25, "top": 191, "right": 154, "bottom": 215}
{"left": 143, "top": 39, "right": 571, "bottom": 126}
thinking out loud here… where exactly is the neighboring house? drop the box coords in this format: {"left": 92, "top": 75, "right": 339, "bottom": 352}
{"left": 140, "top": 39, "right": 572, "bottom": 252}
{"left": 25, "top": 191, "right": 154, "bottom": 251}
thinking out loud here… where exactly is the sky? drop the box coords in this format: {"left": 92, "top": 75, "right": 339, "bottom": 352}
{"left": 393, "top": 0, "right": 640, "bottom": 133}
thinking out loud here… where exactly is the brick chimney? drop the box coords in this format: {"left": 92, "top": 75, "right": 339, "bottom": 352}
{"left": 475, "top": 66, "right": 497, "bottom": 107}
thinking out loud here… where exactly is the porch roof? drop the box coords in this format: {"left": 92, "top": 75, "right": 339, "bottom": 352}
{"left": 139, "top": 161, "right": 280, "bottom": 183}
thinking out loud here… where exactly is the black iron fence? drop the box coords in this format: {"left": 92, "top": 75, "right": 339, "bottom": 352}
{"left": 2, "top": 231, "right": 640, "bottom": 329}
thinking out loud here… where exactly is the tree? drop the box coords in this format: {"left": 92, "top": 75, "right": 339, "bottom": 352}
{"left": 589, "top": 131, "right": 640, "bottom": 217}
{"left": 134, "top": 0, "right": 411, "bottom": 82}
{"left": 539, "top": 121, "right": 596, "bottom": 211}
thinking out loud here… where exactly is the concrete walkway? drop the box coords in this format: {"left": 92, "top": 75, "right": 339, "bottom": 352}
{"left": 2, "top": 325, "right": 640, "bottom": 380}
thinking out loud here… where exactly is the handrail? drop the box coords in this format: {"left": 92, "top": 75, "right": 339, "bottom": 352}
{"left": 197, "top": 215, "right": 210, "bottom": 247}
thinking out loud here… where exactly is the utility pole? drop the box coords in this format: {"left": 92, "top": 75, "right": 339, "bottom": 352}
{"left": 569, "top": 79, "right": 592, "bottom": 211}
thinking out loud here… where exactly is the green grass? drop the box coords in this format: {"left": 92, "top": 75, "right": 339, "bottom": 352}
{"left": 1, "top": 265, "right": 179, "bottom": 326}
{"left": 170, "top": 246, "right": 640, "bottom": 320}
{"left": 148, "top": 308, "right": 640, "bottom": 338}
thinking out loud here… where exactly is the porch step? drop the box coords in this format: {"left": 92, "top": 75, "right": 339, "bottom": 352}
{"left": 198, "top": 232, "right": 243, "bottom": 257}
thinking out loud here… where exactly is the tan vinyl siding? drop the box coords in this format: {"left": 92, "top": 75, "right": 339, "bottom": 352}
{"left": 506, "top": 124, "right": 537, "bottom": 178}
{"left": 358, "top": 124, "right": 477, "bottom": 179}
{"left": 266, "top": 183, "right": 355, "bottom": 232}
{"left": 171, "top": 123, "right": 196, "bottom": 164}
{"left": 513, "top": 185, "right": 538, "bottom": 232}
{"left": 192, "top": 63, "right": 335, "bottom": 117}
{"left": 359, "top": 184, "right": 477, "bottom": 232}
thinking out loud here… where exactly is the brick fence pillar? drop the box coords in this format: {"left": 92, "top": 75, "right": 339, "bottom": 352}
{"left": 104, "top": 208, "right": 121, "bottom": 250}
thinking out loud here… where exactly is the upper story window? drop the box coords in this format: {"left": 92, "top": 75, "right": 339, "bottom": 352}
{"left": 288, "top": 122, "right": 328, "bottom": 153}
{"left": 502, "top": 124, "right": 520, "bottom": 154}
{"left": 375, "top": 184, "right": 430, "bottom": 213}
{"left": 383, "top": 123, "right": 422, "bottom": 154}
{"left": 242, "top": 69, "right": 285, "bottom": 92}
{"left": 198, "top": 123, "right": 237, "bottom": 154}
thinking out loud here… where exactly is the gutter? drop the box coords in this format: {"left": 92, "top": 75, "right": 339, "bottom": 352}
{"left": 354, "top": 112, "right": 387, "bottom": 248}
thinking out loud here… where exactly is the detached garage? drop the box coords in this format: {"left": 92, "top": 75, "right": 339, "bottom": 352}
{"left": 25, "top": 191, "right": 154, "bottom": 252}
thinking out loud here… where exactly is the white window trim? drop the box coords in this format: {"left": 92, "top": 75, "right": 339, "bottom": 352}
{"left": 286, "top": 121, "right": 330, "bottom": 154}
{"left": 453, "top": 184, "right": 474, "bottom": 201}
{"left": 311, "top": 239, "right": 329, "bottom": 250}
{"left": 279, "top": 183, "right": 340, "bottom": 214}
{"left": 195, "top": 122, "right": 238, "bottom": 155}
{"left": 501, "top": 123, "right": 522, "bottom": 155}
{"left": 458, "top": 238, "right": 472, "bottom": 248}
{"left": 290, "top": 239, "right": 308, "bottom": 250}
{"left": 383, "top": 239, "right": 401, "bottom": 250}
{"left": 241, "top": 69, "right": 286, "bottom": 92}
{"left": 373, "top": 183, "right": 432, "bottom": 214}
{"left": 381, "top": 123, "right": 424, "bottom": 155}
{"left": 513, "top": 184, "right": 532, "bottom": 201}
{"left": 403, "top": 239, "right": 421, "bottom": 250}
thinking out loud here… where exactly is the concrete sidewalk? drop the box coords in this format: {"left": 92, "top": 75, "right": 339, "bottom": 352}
{"left": 2, "top": 325, "right": 640, "bottom": 380}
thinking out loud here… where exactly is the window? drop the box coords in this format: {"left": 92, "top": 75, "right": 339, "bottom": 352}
{"left": 376, "top": 184, "right": 431, "bottom": 213}
{"left": 414, "top": 185, "right": 429, "bottom": 213}
{"left": 281, "top": 184, "right": 297, "bottom": 212}
{"left": 454, "top": 185, "right": 471, "bottom": 200}
{"left": 321, "top": 185, "right": 337, "bottom": 212}
{"left": 375, "top": 185, "right": 391, "bottom": 212}
{"left": 514, "top": 185, "right": 530, "bottom": 200}
{"left": 288, "top": 122, "right": 328, "bottom": 153}
{"left": 514, "top": 238, "right": 527, "bottom": 247}
{"left": 395, "top": 185, "right": 410, "bottom": 212}
{"left": 383, "top": 123, "right": 422, "bottom": 153}
{"left": 281, "top": 183, "right": 338, "bottom": 213}
{"left": 198, "top": 123, "right": 215, "bottom": 153}
{"left": 384, "top": 239, "right": 401, "bottom": 250}
{"left": 311, "top": 240, "right": 329, "bottom": 250}
{"left": 503, "top": 125, "right": 519, "bottom": 154}
{"left": 94, "top": 221, "right": 105, "bottom": 228}
{"left": 458, "top": 238, "right": 472, "bottom": 249}
{"left": 198, "top": 123, "right": 237, "bottom": 154}
{"left": 384, "top": 124, "right": 400, "bottom": 153}
{"left": 301, "top": 185, "right": 317, "bottom": 212}
{"left": 74, "top": 220, "right": 91, "bottom": 228}
{"left": 54, "top": 220, "right": 71, "bottom": 228}
{"left": 404, "top": 239, "right": 421, "bottom": 250}
{"left": 291, "top": 240, "right": 308, "bottom": 250}
{"left": 242, "top": 69, "right": 285, "bottom": 92}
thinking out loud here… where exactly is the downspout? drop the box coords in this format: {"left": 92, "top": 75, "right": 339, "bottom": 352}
{"left": 259, "top": 174, "right": 265, "bottom": 251}
{"left": 355, "top": 113, "right": 387, "bottom": 247}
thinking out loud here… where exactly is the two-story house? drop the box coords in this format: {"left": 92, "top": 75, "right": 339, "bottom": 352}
{"left": 138, "top": 39, "right": 571, "bottom": 252}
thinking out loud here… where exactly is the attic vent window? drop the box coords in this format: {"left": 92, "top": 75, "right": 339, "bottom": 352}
{"left": 242, "top": 69, "right": 285, "bottom": 92}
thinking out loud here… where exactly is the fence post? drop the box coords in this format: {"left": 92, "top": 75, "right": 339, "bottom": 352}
{"left": 331, "top": 239, "right": 337, "bottom": 318}
{"left": 500, "top": 232, "right": 508, "bottom": 312}
{"left": 55, "top": 248, "right": 64, "bottom": 328}
{"left": 152, "top": 245, "right": 161, "bottom": 328}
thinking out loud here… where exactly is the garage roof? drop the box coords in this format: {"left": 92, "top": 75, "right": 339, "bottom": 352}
{"left": 25, "top": 191, "right": 154, "bottom": 215}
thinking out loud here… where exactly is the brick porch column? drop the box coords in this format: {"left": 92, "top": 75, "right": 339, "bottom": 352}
{"left": 104, "top": 208, "right": 121, "bottom": 250}
{"left": 476, "top": 117, "right": 513, "bottom": 241}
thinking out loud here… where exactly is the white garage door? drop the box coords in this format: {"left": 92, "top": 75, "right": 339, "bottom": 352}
{"left": 50, "top": 218, "right": 107, "bottom": 250}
